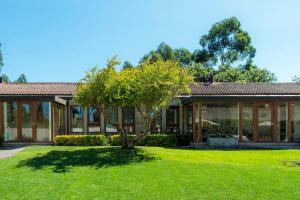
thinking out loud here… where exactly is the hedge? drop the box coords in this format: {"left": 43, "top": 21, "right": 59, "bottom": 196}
{"left": 108, "top": 134, "right": 137, "bottom": 146}
{"left": 54, "top": 133, "right": 177, "bottom": 147}
{"left": 138, "top": 134, "right": 177, "bottom": 147}
{"left": 54, "top": 135, "right": 109, "bottom": 146}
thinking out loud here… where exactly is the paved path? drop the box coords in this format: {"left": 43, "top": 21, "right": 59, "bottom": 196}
{"left": 0, "top": 146, "right": 25, "bottom": 159}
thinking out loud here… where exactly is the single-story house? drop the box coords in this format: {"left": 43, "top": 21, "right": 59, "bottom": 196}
{"left": 1, "top": 81, "right": 300, "bottom": 144}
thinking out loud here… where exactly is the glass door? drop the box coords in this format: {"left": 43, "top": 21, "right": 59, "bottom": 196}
{"left": 20, "top": 103, "right": 34, "bottom": 141}
{"left": 257, "top": 103, "right": 273, "bottom": 142}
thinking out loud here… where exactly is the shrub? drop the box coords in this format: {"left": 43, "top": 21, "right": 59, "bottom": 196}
{"left": 54, "top": 135, "right": 109, "bottom": 146}
{"left": 138, "top": 134, "right": 177, "bottom": 147}
{"left": 108, "top": 134, "right": 137, "bottom": 146}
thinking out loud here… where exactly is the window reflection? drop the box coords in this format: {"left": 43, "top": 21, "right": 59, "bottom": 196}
{"left": 201, "top": 103, "right": 238, "bottom": 141}
{"left": 292, "top": 103, "right": 300, "bottom": 142}
{"left": 3, "top": 102, "right": 18, "bottom": 141}
{"left": 242, "top": 103, "right": 253, "bottom": 142}
{"left": 71, "top": 105, "right": 84, "bottom": 133}
{"left": 36, "top": 102, "right": 50, "bottom": 141}
{"left": 122, "top": 107, "right": 135, "bottom": 133}
{"left": 277, "top": 103, "right": 288, "bottom": 142}
{"left": 88, "top": 107, "right": 101, "bottom": 133}
{"left": 166, "top": 107, "right": 179, "bottom": 133}
{"left": 105, "top": 107, "right": 118, "bottom": 133}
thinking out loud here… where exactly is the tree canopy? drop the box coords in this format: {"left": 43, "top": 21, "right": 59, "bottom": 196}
{"left": 0, "top": 43, "right": 3, "bottom": 72}
{"left": 75, "top": 56, "right": 192, "bottom": 148}
{"left": 139, "top": 17, "right": 276, "bottom": 83}
{"left": 15, "top": 73, "right": 28, "bottom": 83}
{"left": 193, "top": 17, "right": 256, "bottom": 66}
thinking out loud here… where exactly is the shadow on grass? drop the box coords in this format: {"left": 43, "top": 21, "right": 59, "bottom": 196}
{"left": 283, "top": 160, "right": 300, "bottom": 167}
{"left": 17, "top": 147, "right": 156, "bottom": 173}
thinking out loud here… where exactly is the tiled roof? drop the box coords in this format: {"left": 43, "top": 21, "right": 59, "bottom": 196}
{"left": 0, "top": 82, "right": 79, "bottom": 96}
{"left": 189, "top": 82, "right": 300, "bottom": 96}
{"left": 1, "top": 82, "right": 300, "bottom": 96}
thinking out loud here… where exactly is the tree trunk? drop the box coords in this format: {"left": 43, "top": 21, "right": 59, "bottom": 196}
{"left": 99, "top": 106, "right": 131, "bottom": 150}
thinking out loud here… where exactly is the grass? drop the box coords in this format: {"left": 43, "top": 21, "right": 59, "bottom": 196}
{"left": 0, "top": 146, "right": 300, "bottom": 200}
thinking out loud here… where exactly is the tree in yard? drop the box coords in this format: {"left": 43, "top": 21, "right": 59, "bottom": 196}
{"left": 193, "top": 17, "right": 256, "bottom": 67}
{"left": 75, "top": 56, "right": 192, "bottom": 149}
{"left": 15, "top": 73, "right": 28, "bottom": 83}
{"left": 75, "top": 56, "right": 138, "bottom": 149}
{"left": 134, "top": 59, "right": 193, "bottom": 132}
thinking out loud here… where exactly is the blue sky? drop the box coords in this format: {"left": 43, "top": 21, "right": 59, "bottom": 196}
{"left": 1, "top": 0, "right": 300, "bottom": 82}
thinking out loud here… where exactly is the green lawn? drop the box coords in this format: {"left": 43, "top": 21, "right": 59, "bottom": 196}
{"left": 0, "top": 146, "right": 300, "bottom": 200}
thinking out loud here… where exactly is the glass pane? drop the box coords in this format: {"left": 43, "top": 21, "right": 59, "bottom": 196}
{"left": 105, "top": 107, "right": 118, "bottom": 133}
{"left": 3, "top": 102, "right": 18, "bottom": 141}
{"left": 187, "top": 106, "right": 193, "bottom": 134}
{"left": 71, "top": 106, "right": 84, "bottom": 133}
{"left": 36, "top": 102, "right": 50, "bottom": 141}
{"left": 22, "top": 103, "right": 33, "bottom": 140}
{"left": 150, "top": 115, "right": 161, "bottom": 133}
{"left": 277, "top": 103, "right": 288, "bottom": 142}
{"left": 242, "top": 103, "right": 253, "bottom": 142}
{"left": 292, "top": 103, "right": 300, "bottom": 142}
{"left": 166, "top": 108, "right": 179, "bottom": 133}
{"left": 54, "top": 104, "right": 60, "bottom": 136}
{"left": 89, "top": 107, "right": 100, "bottom": 133}
{"left": 201, "top": 103, "right": 238, "bottom": 141}
{"left": 122, "top": 107, "right": 134, "bottom": 133}
{"left": 258, "top": 103, "right": 273, "bottom": 142}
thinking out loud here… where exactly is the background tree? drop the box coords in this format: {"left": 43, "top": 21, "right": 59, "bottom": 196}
{"left": 122, "top": 61, "right": 134, "bottom": 70}
{"left": 0, "top": 43, "right": 3, "bottom": 71}
{"left": 1, "top": 74, "right": 10, "bottom": 83}
{"left": 134, "top": 59, "right": 193, "bottom": 132}
{"left": 193, "top": 17, "right": 256, "bottom": 67}
{"left": 15, "top": 73, "right": 28, "bottom": 83}
{"left": 190, "top": 63, "right": 216, "bottom": 82}
{"left": 292, "top": 76, "right": 300, "bottom": 82}
{"left": 240, "top": 62, "right": 276, "bottom": 82}
{"left": 174, "top": 48, "right": 192, "bottom": 66}
{"left": 156, "top": 42, "right": 175, "bottom": 61}
{"left": 140, "top": 50, "right": 162, "bottom": 64}
{"left": 213, "top": 65, "right": 243, "bottom": 82}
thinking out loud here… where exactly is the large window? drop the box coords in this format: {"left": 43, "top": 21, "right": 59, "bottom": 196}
{"left": 122, "top": 107, "right": 135, "bottom": 133}
{"left": 71, "top": 105, "right": 84, "bottom": 133}
{"left": 105, "top": 107, "right": 118, "bottom": 133}
{"left": 292, "top": 103, "right": 300, "bottom": 142}
{"left": 201, "top": 103, "right": 238, "bottom": 141}
{"left": 3, "top": 102, "right": 18, "bottom": 141}
{"left": 88, "top": 107, "right": 101, "bottom": 133}
{"left": 21, "top": 103, "right": 33, "bottom": 140}
{"left": 277, "top": 103, "right": 288, "bottom": 142}
{"left": 166, "top": 107, "right": 179, "bottom": 133}
{"left": 54, "top": 104, "right": 66, "bottom": 136}
{"left": 257, "top": 103, "right": 273, "bottom": 142}
{"left": 36, "top": 102, "right": 51, "bottom": 141}
{"left": 241, "top": 103, "right": 253, "bottom": 142}
{"left": 186, "top": 106, "right": 193, "bottom": 134}
{"left": 150, "top": 115, "right": 162, "bottom": 133}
